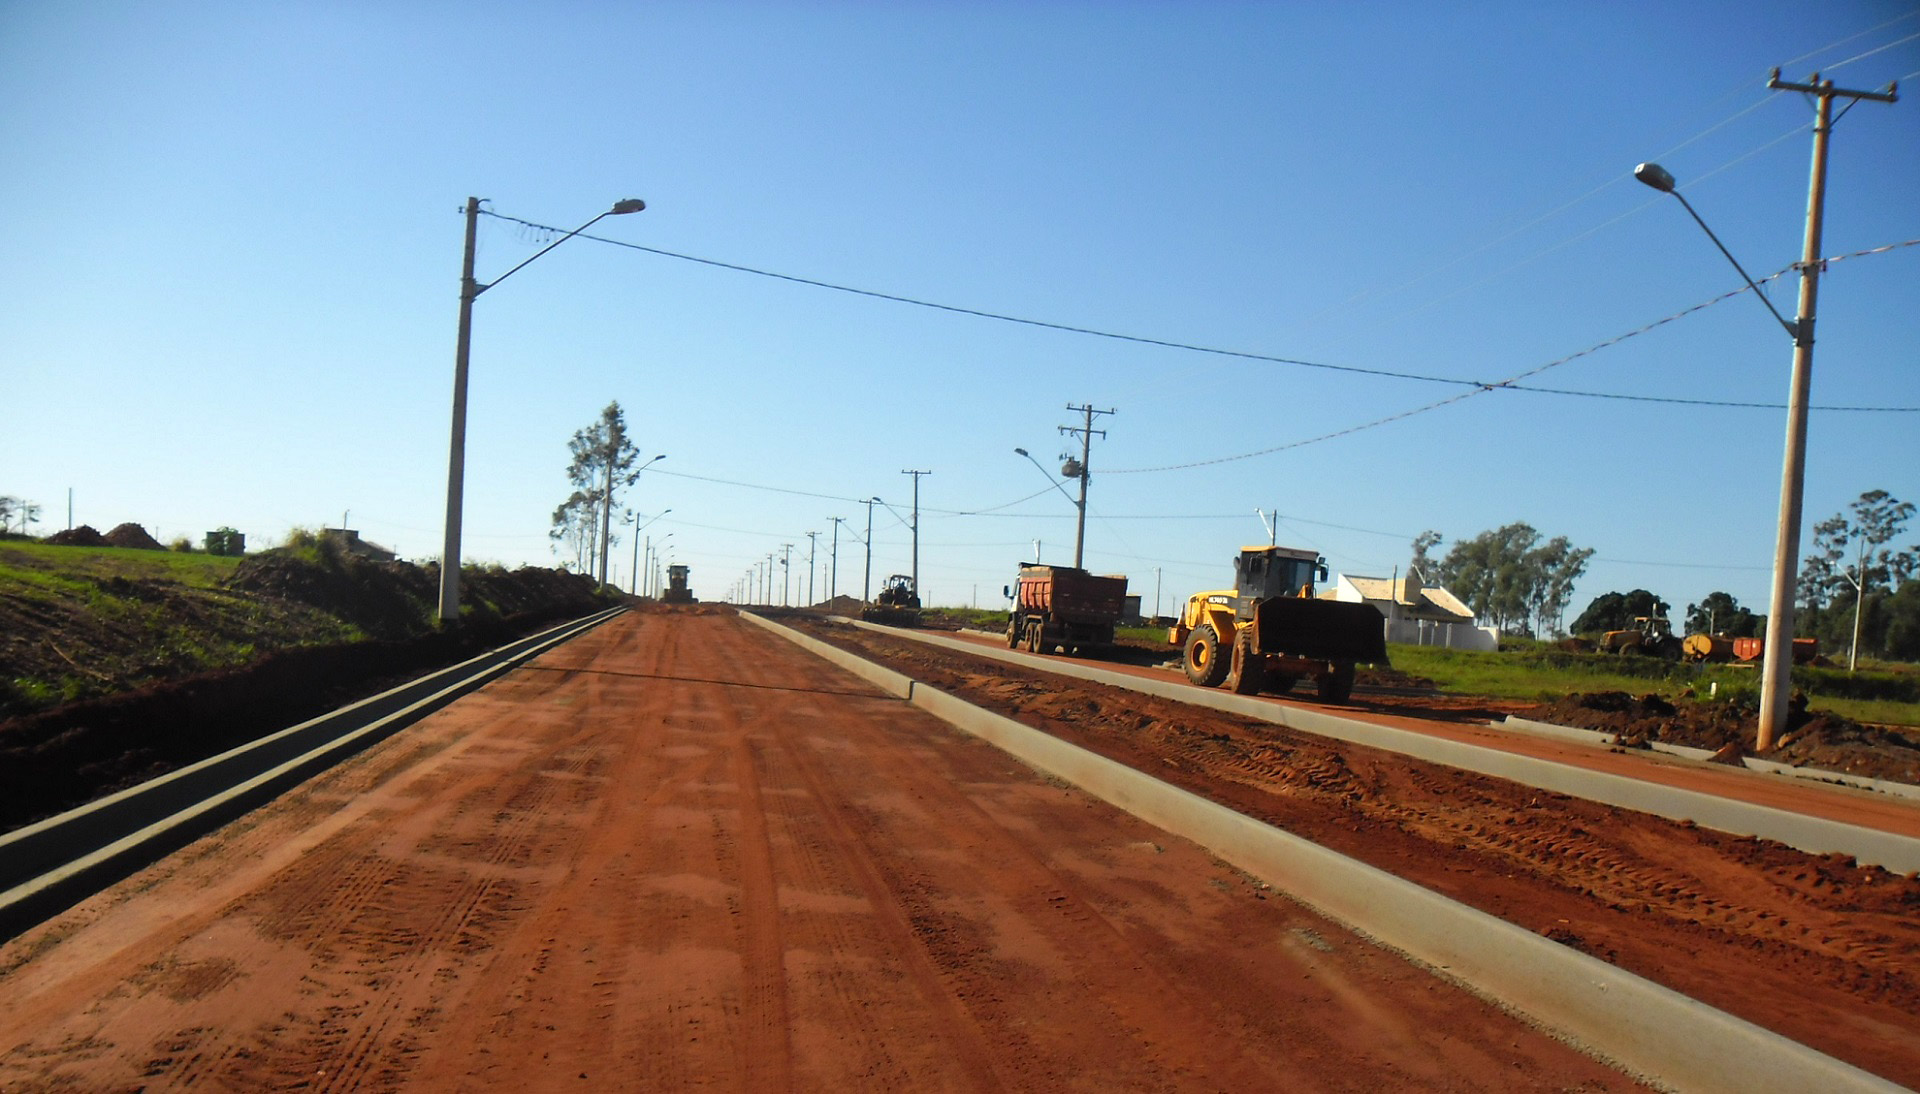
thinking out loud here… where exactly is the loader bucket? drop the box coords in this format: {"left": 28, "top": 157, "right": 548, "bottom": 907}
{"left": 1251, "top": 597, "right": 1389, "bottom": 664}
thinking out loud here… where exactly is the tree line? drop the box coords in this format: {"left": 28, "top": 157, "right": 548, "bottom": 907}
{"left": 1420, "top": 489, "right": 1919, "bottom": 661}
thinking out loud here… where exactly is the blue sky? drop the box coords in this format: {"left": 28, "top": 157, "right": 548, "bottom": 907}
{"left": 3, "top": 1, "right": 1916, "bottom": 626}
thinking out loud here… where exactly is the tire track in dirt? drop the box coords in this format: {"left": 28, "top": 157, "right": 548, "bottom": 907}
{"left": 796, "top": 618, "right": 1920, "bottom": 1084}
{"left": 0, "top": 608, "right": 1645, "bottom": 1090}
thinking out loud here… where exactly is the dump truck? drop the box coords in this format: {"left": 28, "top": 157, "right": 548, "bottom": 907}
{"left": 1004, "top": 564, "right": 1129, "bottom": 656}
{"left": 861, "top": 574, "right": 922, "bottom": 625}
{"left": 1169, "top": 545, "right": 1387, "bottom": 704}
{"left": 1599, "top": 616, "right": 1682, "bottom": 659}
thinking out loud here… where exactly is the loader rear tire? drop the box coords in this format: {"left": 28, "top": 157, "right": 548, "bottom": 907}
{"left": 1184, "top": 626, "right": 1230, "bottom": 688}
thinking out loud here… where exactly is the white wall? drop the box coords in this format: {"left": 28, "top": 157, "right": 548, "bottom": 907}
{"left": 1384, "top": 617, "right": 1499, "bottom": 652}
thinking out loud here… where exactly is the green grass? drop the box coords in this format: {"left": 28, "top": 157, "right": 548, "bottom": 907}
{"left": 1388, "top": 642, "right": 1920, "bottom": 726}
{"left": 0, "top": 541, "right": 242, "bottom": 589}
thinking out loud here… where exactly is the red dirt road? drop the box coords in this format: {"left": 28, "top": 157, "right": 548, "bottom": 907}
{"left": 0, "top": 608, "right": 1636, "bottom": 1091}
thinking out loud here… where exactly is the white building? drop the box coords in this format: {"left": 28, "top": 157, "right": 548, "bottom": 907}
{"left": 1331, "top": 570, "right": 1498, "bottom": 652}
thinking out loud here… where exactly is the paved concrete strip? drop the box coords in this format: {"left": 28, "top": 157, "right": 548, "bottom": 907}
{"left": 856, "top": 624, "right": 1920, "bottom": 874}
{"left": 751, "top": 612, "right": 1902, "bottom": 1094}
{"left": 0, "top": 608, "right": 624, "bottom": 940}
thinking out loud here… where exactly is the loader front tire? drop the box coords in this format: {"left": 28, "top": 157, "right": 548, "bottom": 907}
{"left": 1318, "top": 662, "right": 1356, "bottom": 704}
{"left": 1227, "top": 629, "right": 1266, "bottom": 694}
{"left": 1184, "top": 625, "right": 1230, "bottom": 688}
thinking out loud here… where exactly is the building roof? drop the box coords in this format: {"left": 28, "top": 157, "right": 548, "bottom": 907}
{"left": 1342, "top": 574, "right": 1474, "bottom": 623}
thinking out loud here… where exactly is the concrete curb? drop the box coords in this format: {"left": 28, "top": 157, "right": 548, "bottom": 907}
{"left": 1500, "top": 715, "right": 1920, "bottom": 804}
{"left": 748, "top": 611, "right": 1904, "bottom": 1093}
{"left": 0, "top": 607, "right": 624, "bottom": 941}
{"left": 855, "top": 623, "right": 1920, "bottom": 874}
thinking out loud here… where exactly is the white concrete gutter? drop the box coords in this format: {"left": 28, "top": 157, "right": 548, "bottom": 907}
{"left": 743, "top": 609, "right": 1906, "bottom": 1094}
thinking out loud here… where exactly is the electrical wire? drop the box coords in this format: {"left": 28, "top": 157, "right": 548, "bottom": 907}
{"left": 478, "top": 208, "right": 1916, "bottom": 416}
{"left": 1822, "top": 30, "right": 1920, "bottom": 73}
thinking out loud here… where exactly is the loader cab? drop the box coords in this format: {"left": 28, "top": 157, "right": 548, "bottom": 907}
{"left": 1233, "top": 548, "right": 1327, "bottom": 615}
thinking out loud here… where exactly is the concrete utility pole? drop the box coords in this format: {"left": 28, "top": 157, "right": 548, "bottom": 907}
{"left": 806, "top": 531, "right": 819, "bottom": 607}
{"left": 828, "top": 516, "right": 846, "bottom": 602}
{"left": 863, "top": 498, "right": 877, "bottom": 603}
{"left": 437, "top": 195, "right": 644, "bottom": 624}
{"left": 1751, "top": 69, "right": 1898, "bottom": 751}
{"left": 1059, "top": 404, "right": 1113, "bottom": 569}
{"left": 438, "top": 197, "right": 483, "bottom": 623}
{"left": 901, "top": 470, "right": 931, "bottom": 599}
{"left": 781, "top": 543, "right": 793, "bottom": 607}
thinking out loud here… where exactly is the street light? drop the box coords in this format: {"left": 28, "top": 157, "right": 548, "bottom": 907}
{"left": 606, "top": 453, "right": 666, "bottom": 593}
{"left": 629, "top": 506, "right": 671, "bottom": 596}
{"left": 1636, "top": 159, "right": 1811, "bottom": 752}
{"left": 1014, "top": 447, "right": 1084, "bottom": 566}
{"left": 438, "top": 196, "right": 646, "bottom": 625}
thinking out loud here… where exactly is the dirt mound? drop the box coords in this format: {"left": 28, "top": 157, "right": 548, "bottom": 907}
{"left": 44, "top": 525, "right": 106, "bottom": 547}
{"left": 228, "top": 547, "right": 437, "bottom": 640}
{"left": 102, "top": 523, "right": 165, "bottom": 550}
{"left": 1530, "top": 691, "right": 1920, "bottom": 786}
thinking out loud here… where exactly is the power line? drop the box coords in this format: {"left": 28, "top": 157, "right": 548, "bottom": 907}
{"left": 478, "top": 208, "right": 1915, "bottom": 417}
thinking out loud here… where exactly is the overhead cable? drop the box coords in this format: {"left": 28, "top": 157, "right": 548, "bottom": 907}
{"left": 479, "top": 209, "right": 1914, "bottom": 416}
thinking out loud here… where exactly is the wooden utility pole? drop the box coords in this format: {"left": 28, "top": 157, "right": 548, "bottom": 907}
{"left": 1753, "top": 69, "right": 1897, "bottom": 752}
{"left": 1058, "top": 404, "right": 1114, "bottom": 569}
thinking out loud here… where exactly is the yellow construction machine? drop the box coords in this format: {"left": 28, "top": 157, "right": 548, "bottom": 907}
{"left": 1598, "top": 616, "right": 1682, "bottom": 659}
{"left": 1169, "top": 546, "right": 1387, "bottom": 704}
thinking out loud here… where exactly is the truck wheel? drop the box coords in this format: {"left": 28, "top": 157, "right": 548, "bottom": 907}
{"left": 1184, "top": 626, "right": 1230, "bottom": 688}
{"left": 1317, "top": 662, "right": 1356, "bottom": 704}
{"left": 1006, "top": 618, "right": 1020, "bottom": 648}
{"left": 1227, "top": 630, "right": 1265, "bottom": 694}
{"left": 1025, "top": 622, "right": 1044, "bottom": 653}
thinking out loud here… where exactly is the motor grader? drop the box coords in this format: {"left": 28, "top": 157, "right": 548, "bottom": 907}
{"left": 1169, "top": 546, "right": 1387, "bottom": 704}
{"left": 861, "top": 574, "right": 922, "bottom": 626}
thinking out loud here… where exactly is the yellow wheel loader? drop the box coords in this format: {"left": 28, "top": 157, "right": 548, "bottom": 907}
{"left": 1168, "top": 546, "right": 1388, "bottom": 704}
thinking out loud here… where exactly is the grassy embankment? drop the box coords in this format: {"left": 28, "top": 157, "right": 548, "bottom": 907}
{"left": 0, "top": 538, "right": 602, "bottom": 718}
{"left": 1387, "top": 640, "right": 1920, "bottom": 727}
{"left": 0, "top": 542, "right": 338, "bottom": 712}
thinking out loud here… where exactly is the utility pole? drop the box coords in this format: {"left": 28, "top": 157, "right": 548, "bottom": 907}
{"left": 863, "top": 498, "right": 877, "bottom": 603}
{"left": 828, "top": 516, "right": 846, "bottom": 602}
{"left": 1750, "top": 68, "right": 1898, "bottom": 752}
{"left": 781, "top": 543, "right": 793, "bottom": 607}
{"left": 902, "top": 470, "right": 930, "bottom": 599}
{"left": 1058, "top": 404, "right": 1113, "bottom": 569}
{"left": 806, "top": 531, "right": 819, "bottom": 607}
{"left": 438, "top": 197, "right": 482, "bottom": 624}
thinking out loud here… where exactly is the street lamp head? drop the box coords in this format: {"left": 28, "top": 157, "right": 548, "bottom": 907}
{"left": 1633, "top": 162, "right": 1676, "bottom": 193}
{"left": 1014, "top": 447, "right": 1029, "bottom": 457}
{"left": 611, "top": 199, "right": 647, "bottom": 215}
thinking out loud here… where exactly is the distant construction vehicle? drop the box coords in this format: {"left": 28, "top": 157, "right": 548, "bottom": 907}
{"left": 1599, "top": 616, "right": 1682, "bottom": 659}
{"left": 663, "top": 564, "right": 695, "bottom": 604}
{"left": 1169, "top": 546, "right": 1387, "bottom": 704}
{"left": 1682, "top": 633, "right": 1818, "bottom": 664}
{"left": 1004, "top": 564, "right": 1128, "bottom": 656}
{"left": 861, "top": 574, "right": 922, "bottom": 626}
